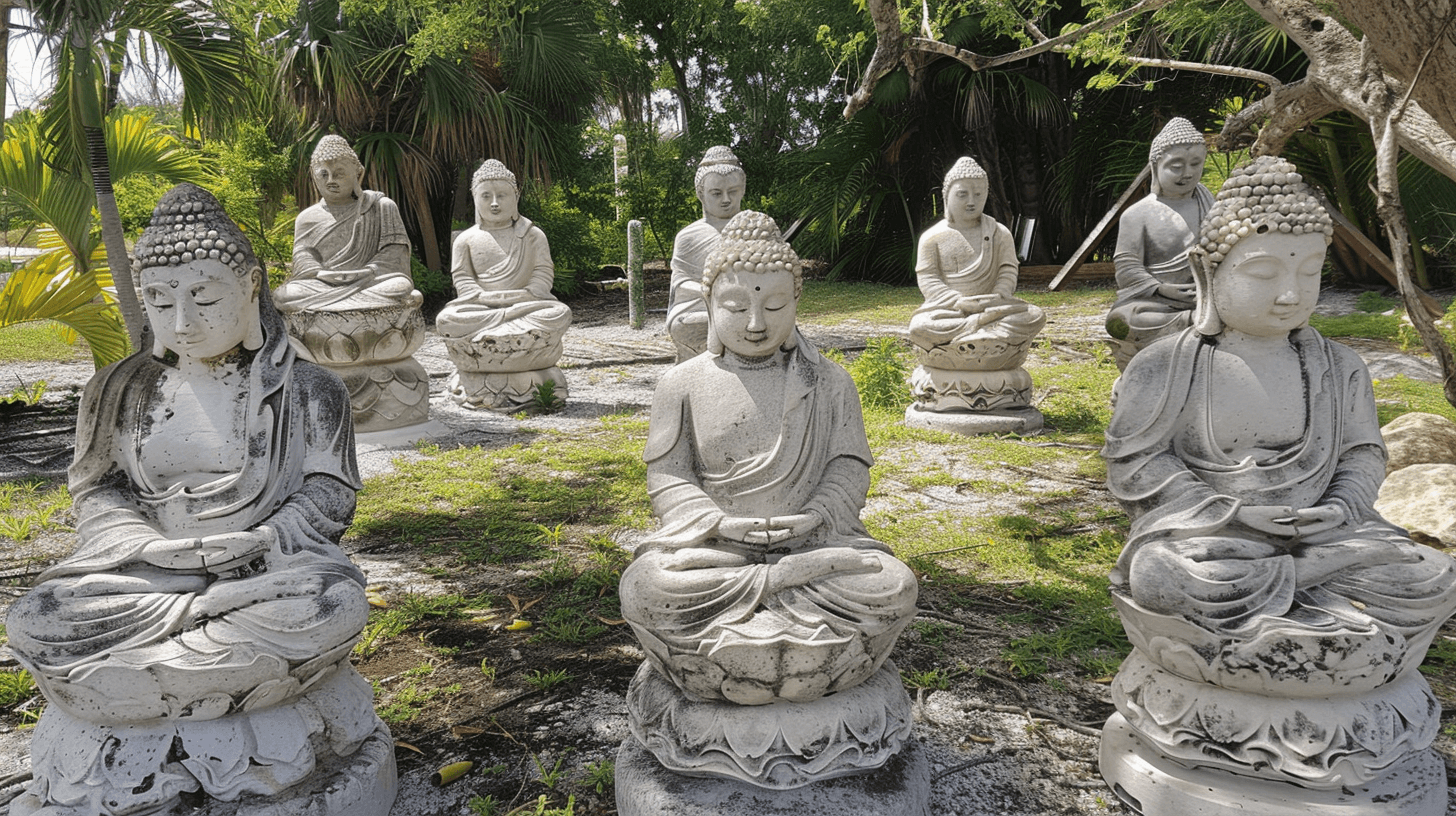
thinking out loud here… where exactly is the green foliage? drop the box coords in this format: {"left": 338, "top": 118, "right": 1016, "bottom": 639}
{"left": 355, "top": 594, "right": 480, "bottom": 658}
{"left": 1356, "top": 291, "right": 1399, "bottom": 313}
{"left": 522, "top": 182, "right": 608, "bottom": 297}
{"left": 524, "top": 668, "right": 573, "bottom": 691}
{"left": 1308, "top": 313, "right": 1402, "bottom": 341}
{"left": 0, "top": 479, "right": 73, "bottom": 544}
{"left": 847, "top": 336, "right": 911, "bottom": 411}
{"left": 1373, "top": 374, "right": 1456, "bottom": 424}
{"left": 374, "top": 666, "right": 461, "bottom": 725}
{"left": 583, "top": 760, "right": 614, "bottom": 795}
{"left": 901, "top": 667, "right": 954, "bottom": 690}
{"left": 531, "top": 379, "right": 566, "bottom": 413}
{"left": 410, "top": 255, "right": 452, "bottom": 314}
{"left": 0, "top": 380, "right": 48, "bottom": 407}
{"left": 202, "top": 120, "right": 300, "bottom": 275}
{"left": 0, "top": 669, "right": 36, "bottom": 710}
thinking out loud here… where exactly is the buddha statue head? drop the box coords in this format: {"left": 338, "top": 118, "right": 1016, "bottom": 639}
{"left": 694, "top": 145, "right": 746, "bottom": 222}
{"left": 1189, "top": 156, "right": 1335, "bottom": 337}
{"left": 310, "top": 135, "right": 366, "bottom": 207}
{"left": 471, "top": 159, "right": 520, "bottom": 230}
{"left": 1148, "top": 118, "right": 1207, "bottom": 199}
{"left": 701, "top": 210, "right": 802, "bottom": 357}
{"left": 133, "top": 184, "right": 270, "bottom": 360}
{"left": 941, "top": 156, "right": 989, "bottom": 228}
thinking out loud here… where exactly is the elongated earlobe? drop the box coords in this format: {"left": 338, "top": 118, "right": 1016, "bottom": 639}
{"left": 1190, "top": 250, "right": 1221, "bottom": 335}
{"left": 244, "top": 268, "right": 265, "bottom": 350}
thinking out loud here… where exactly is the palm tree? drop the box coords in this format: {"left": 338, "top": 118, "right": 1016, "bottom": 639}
{"left": 273, "top": 0, "right": 601, "bottom": 273}
{"left": 0, "top": 112, "right": 209, "bottom": 367}
{"left": 26, "top": 0, "right": 246, "bottom": 348}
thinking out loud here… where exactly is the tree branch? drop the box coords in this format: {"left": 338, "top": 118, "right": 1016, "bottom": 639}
{"left": 845, "top": 0, "right": 1177, "bottom": 119}
{"left": 1051, "top": 48, "right": 1282, "bottom": 88}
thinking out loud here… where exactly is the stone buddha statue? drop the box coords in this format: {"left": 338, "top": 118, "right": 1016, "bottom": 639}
{"left": 615, "top": 212, "right": 926, "bottom": 814}
{"left": 1099, "top": 157, "right": 1456, "bottom": 815}
{"left": 4, "top": 184, "right": 395, "bottom": 816}
{"left": 905, "top": 156, "right": 1046, "bottom": 435}
{"left": 437, "top": 159, "right": 572, "bottom": 411}
{"left": 1104, "top": 117, "right": 1212, "bottom": 369}
{"left": 275, "top": 134, "right": 429, "bottom": 432}
{"left": 666, "top": 145, "right": 745, "bottom": 362}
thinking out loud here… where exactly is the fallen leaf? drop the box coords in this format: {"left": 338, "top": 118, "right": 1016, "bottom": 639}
{"left": 394, "top": 741, "right": 424, "bottom": 755}
{"left": 595, "top": 616, "right": 627, "bottom": 626}
{"left": 451, "top": 725, "right": 487, "bottom": 737}
{"left": 432, "top": 761, "right": 473, "bottom": 786}
{"left": 505, "top": 619, "right": 532, "bottom": 631}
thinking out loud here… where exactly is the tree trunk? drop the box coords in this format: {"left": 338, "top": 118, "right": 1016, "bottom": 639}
{"left": 0, "top": 0, "right": 13, "bottom": 142}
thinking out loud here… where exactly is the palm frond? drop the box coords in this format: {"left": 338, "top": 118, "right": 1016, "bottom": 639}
{"left": 0, "top": 247, "right": 130, "bottom": 368}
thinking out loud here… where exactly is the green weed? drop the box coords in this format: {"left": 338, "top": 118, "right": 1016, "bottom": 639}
{"left": 375, "top": 668, "right": 461, "bottom": 725}
{"left": 847, "top": 336, "right": 911, "bottom": 411}
{"left": 534, "top": 750, "right": 570, "bottom": 789}
{"left": 0, "top": 669, "right": 36, "bottom": 709}
{"left": 583, "top": 759, "right": 615, "bottom": 794}
{"left": 901, "top": 667, "right": 954, "bottom": 690}
{"left": 1309, "top": 312, "right": 1402, "bottom": 340}
{"left": 524, "top": 668, "right": 573, "bottom": 691}
{"left": 1356, "top": 291, "right": 1398, "bottom": 312}
{"left": 355, "top": 594, "right": 480, "bottom": 658}
{"left": 531, "top": 380, "right": 565, "bottom": 412}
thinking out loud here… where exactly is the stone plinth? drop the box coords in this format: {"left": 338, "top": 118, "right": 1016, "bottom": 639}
{"left": 1101, "top": 714, "right": 1446, "bottom": 816}
{"left": 616, "top": 737, "right": 930, "bottom": 816}
{"left": 905, "top": 402, "right": 1042, "bottom": 435}
{"left": 443, "top": 335, "right": 567, "bottom": 412}
{"left": 284, "top": 303, "right": 430, "bottom": 432}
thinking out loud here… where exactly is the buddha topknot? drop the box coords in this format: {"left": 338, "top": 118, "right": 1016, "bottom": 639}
{"left": 472, "top": 159, "right": 517, "bottom": 190}
{"left": 1194, "top": 155, "right": 1333, "bottom": 267}
{"left": 1148, "top": 118, "right": 1204, "bottom": 165}
{"left": 310, "top": 134, "right": 361, "bottom": 168}
{"left": 702, "top": 210, "right": 802, "bottom": 297}
{"left": 132, "top": 184, "right": 255, "bottom": 284}
{"left": 694, "top": 145, "right": 744, "bottom": 190}
{"left": 942, "top": 156, "right": 988, "bottom": 188}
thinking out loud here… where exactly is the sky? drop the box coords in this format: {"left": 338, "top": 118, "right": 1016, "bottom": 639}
{"left": 6, "top": 11, "right": 52, "bottom": 118}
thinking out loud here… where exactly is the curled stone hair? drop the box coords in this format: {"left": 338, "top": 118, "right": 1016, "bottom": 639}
{"left": 694, "top": 145, "right": 745, "bottom": 192}
{"left": 1194, "top": 155, "right": 1333, "bottom": 269}
{"left": 1148, "top": 117, "right": 1205, "bottom": 166}
{"left": 310, "top": 134, "right": 363, "bottom": 169}
{"left": 132, "top": 184, "right": 257, "bottom": 286}
{"left": 701, "top": 210, "right": 802, "bottom": 300}
{"left": 942, "top": 156, "right": 988, "bottom": 190}
{"left": 471, "top": 159, "right": 517, "bottom": 191}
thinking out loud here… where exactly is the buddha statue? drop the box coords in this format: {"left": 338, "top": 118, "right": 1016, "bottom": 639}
{"left": 666, "top": 145, "right": 745, "bottom": 362}
{"left": 905, "top": 156, "right": 1046, "bottom": 435}
{"left": 437, "top": 159, "right": 572, "bottom": 411}
{"left": 1099, "top": 157, "right": 1456, "bottom": 815}
{"left": 275, "top": 134, "right": 429, "bottom": 432}
{"left": 615, "top": 212, "right": 925, "bottom": 812}
{"left": 4, "top": 185, "right": 395, "bottom": 816}
{"left": 1104, "top": 117, "right": 1212, "bottom": 370}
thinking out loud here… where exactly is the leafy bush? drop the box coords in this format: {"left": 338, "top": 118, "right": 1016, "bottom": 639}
{"left": 411, "top": 255, "right": 452, "bottom": 315}
{"left": 848, "top": 336, "right": 911, "bottom": 411}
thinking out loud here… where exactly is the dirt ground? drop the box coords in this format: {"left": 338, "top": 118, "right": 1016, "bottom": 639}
{"left": 3, "top": 271, "right": 1456, "bottom": 815}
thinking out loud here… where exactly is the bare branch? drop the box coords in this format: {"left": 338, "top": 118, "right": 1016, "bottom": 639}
{"left": 845, "top": 0, "right": 1177, "bottom": 119}
{"left": 1051, "top": 47, "right": 1282, "bottom": 88}
{"left": 1211, "top": 80, "right": 1338, "bottom": 155}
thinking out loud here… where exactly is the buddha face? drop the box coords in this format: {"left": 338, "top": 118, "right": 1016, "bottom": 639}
{"left": 143, "top": 259, "right": 261, "bottom": 362}
{"left": 698, "top": 171, "right": 745, "bottom": 222}
{"left": 1210, "top": 230, "right": 1325, "bottom": 338}
{"left": 945, "top": 178, "right": 989, "bottom": 227}
{"left": 312, "top": 157, "right": 364, "bottom": 207}
{"left": 474, "top": 179, "right": 519, "bottom": 229}
{"left": 1155, "top": 144, "right": 1207, "bottom": 199}
{"left": 709, "top": 268, "right": 797, "bottom": 358}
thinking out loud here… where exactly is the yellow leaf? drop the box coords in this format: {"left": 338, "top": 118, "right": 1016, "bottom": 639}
{"left": 505, "top": 619, "right": 532, "bottom": 631}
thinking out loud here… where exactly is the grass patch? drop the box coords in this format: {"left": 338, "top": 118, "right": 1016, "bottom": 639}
{"left": 0, "top": 322, "right": 91, "bottom": 363}
{"left": 1373, "top": 374, "right": 1456, "bottom": 423}
{"left": 1019, "top": 284, "right": 1115, "bottom": 316}
{"left": 1309, "top": 312, "right": 1402, "bottom": 340}
{"left": 375, "top": 665, "right": 461, "bottom": 725}
{"left": 797, "top": 281, "right": 920, "bottom": 326}
{"left": 350, "top": 414, "right": 651, "bottom": 562}
{"left": 0, "top": 478, "right": 72, "bottom": 544}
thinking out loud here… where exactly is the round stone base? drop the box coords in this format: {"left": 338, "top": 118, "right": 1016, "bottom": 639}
{"left": 338, "top": 358, "right": 430, "bottom": 433}
{"left": 615, "top": 735, "right": 930, "bottom": 816}
{"left": 904, "top": 403, "right": 1043, "bottom": 435}
{"left": 446, "top": 367, "right": 568, "bottom": 413}
{"left": 1100, "top": 713, "right": 1448, "bottom": 816}
{"left": 199, "top": 726, "right": 397, "bottom": 816}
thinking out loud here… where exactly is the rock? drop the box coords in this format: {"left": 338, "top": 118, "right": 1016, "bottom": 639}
{"left": 1381, "top": 412, "right": 1456, "bottom": 474}
{"left": 1376, "top": 463, "right": 1456, "bottom": 547}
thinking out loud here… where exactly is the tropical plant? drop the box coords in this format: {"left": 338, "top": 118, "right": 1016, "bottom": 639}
{"left": 272, "top": 0, "right": 603, "bottom": 272}
{"left": 0, "top": 112, "right": 208, "bottom": 367}
{"left": 27, "top": 0, "right": 247, "bottom": 348}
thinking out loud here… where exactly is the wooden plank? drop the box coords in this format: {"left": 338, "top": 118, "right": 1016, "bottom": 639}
{"left": 1048, "top": 164, "right": 1151, "bottom": 291}
{"left": 1325, "top": 205, "right": 1443, "bottom": 319}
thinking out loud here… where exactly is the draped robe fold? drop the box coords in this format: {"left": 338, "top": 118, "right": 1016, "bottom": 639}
{"left": 1103, "top": 327, "right": 1456, "bottom": 646}
{"left": 620, "top": 336, "right": 917, "bottom": 698}
{"left": 908, "top": 215, "right": 1045, "bottom": 350}
{"left": 666, "top": 218, "right": 722, "bottom": 357}
{"left": 1105, "top": 187, "right": 1213, "bottom": 345}
{"left": 278, "top": 190, "right": 415, "bottom": 311}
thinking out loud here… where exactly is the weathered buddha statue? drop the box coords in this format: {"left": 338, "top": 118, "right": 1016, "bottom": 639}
{"left": 275, "top": 134, "right": 429, "bottom": 432}
{"left": 905, "top": 156, "right": 1046, "bottom": 434}
{"left": 1104, "top": 117, "right": 1212, "bottom": 369}
{"left": 1100, "top": 157, "right": 1456, "bottom": 815}
{"left": 437, "top": 159, "right": 572, "bottom": 411}
{"left": 615, "top": 211, "right": 926, "bottom": 814}
{"left": 5, "top": 184, "right": 395, "bottom": 816}
{"left": 666, "top": 145, "right": 745, "bottom": 362}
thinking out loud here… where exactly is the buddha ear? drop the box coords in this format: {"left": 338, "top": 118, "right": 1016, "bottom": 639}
{"left": 244, "top": 267, "right": 265, "bottom": 351}
{"left": 1190, "top": 248, "right": 1221, "bottom": 335}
